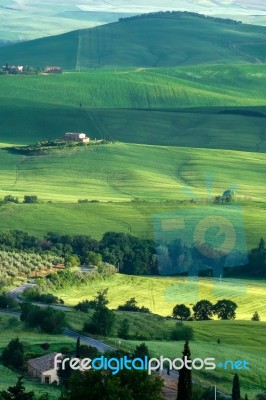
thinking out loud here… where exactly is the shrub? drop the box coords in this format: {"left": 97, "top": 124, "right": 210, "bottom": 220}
{"left": 170, "top": 324, "right": 194, "bottom": 341}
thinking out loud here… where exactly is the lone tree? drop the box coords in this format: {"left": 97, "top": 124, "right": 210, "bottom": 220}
{"left": 2, "top": 338, "right": 24, "bottom": 369}
{"left": 213, "top": 299, "right": 238, "bottom": 320}
{"left": 192, "top": 300, "right": 213, "bottom": 320}
{"left": 84, "top": 289, "right": 115, "bottom": 336}
{"left": 177, "top": 341, "right": 192, "bottom": 400}
{"left": 232, "top": 373, "right": 241, "bottom": 400}
{"left": 251, "top": 311, "right": 260, "bottom": 321}
{"left": 76, "top": 337, "right": 81, "bottom": 358}
{"left": 172, "top": 304, "right": 191, "bottom": 321}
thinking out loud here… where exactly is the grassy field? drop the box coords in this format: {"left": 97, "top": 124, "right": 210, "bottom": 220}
{"left": 1, "top": 13, "right": 266, "bottom": 68}
{"left": 0, "top": 201, "right": 265, "bottom": 250}
{"left": 64, "top": 309, "right": 266, "bottom": 398}
{"left": 0, "top": 66, "right": 266, "bottom": 151}
{"left": 1, "top": 143, "right": 266, "bottom": 202}
{"left": 120, "top": 321, "right": 266, "bottom": 398}
{"left": 1, "top": 66, "right": 266, "bottom": 110}
{"left": 0, "top": 142, "right": 265, "bottom": 247}
{"left": 53, "top": 274, "right": 266, "bottom": 321}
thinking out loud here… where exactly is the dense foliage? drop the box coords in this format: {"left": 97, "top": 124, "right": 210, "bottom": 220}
{"left": 83, "top": 290, "right": 115, "bottom": 336}
{"left": 117, "top": 298, "right": 150, "bottom": 313}
{"left": 0, "top": 230, "right": 157, "bottom": 276}
{"left": 59, "top": 369, "right": 164, "bottom": 400}
{"left": 1, "top": 338, "right": 24, "bottom": 369}
{"left": 20, "top": 303, "right": 66, "bottom": 334}
{"left": 0, "top": 230, "right": 265, "bottom": 280}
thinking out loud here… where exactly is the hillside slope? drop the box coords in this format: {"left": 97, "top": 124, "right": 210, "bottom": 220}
{"left": 0, "top": 66, "right": 266, "bottom": 151}
{"left": 1, "top": 12, "right": 266, "bottom": 68}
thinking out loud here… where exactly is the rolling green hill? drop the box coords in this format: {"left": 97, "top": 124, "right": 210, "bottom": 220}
{"left": 1, "top": 13, "right": 266, "bottom": 68}
{"left": 0, "top": 66, "right": 266, "bottom": 151}
{"left": 1, "top": 143, "right": 266, "bottom": 203}
{"left": 0, "top": 143, "right": 265, "bottom": 247}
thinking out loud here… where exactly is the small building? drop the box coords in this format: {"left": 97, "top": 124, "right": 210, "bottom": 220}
{"left": 44, "top": 66, "right": 62, "bottom": 74}
{"left": 27, "top": 352, "right": 62, "bottom": 384}
{"left": 64, "top": 132, "right": 90, "bottom": 143}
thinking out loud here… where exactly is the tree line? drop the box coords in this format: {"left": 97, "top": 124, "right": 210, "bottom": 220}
{"left": 119, "top": 11, "right": 242, "bottom": 25}
{"left": 0, "top": 230, "right": 265, "bottom": 279}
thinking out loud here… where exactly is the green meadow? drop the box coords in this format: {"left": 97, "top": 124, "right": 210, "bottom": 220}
{"left": 0, "top": 143, "right": 265, "bottom": 248}
{"left": 0, "top": 66, "right": 266, "bottom": 153}
{"left": 1, "top": 143, "right": 266, "bottom": 202}
{"left": 53, "top": 274, "right": 266, "bottom": 321}
{"left": 1, "top": 65, "right": 266, "bottom": 110}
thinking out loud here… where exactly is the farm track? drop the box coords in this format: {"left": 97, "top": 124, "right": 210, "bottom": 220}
{"left": 229, "top": 41, "right": 266, "bottom": 64}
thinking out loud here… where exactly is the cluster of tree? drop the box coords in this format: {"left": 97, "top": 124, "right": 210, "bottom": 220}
{"left": 157, "top": 236, "right": 266, "bottom": 279}
{"left": 0, "top": 195, "right": 38, "bottom": 204}
{"left": 38, "top": 263, "right": 116, "bottom": 292}
{"left": 0, "top": 230, "right": 157, "bottom": 276}
{"left": 117, "top": 298, "right": 150, "bottom": 313}
{"left": 7, "top": 140, "right": 110, "bottom": 156}
{"left": 119, "top": 11, "right": 241, "bottom": 25}
{"left": 173, "top": 299, "right": 238, "bottom": 321}
{"left": 20, "top": 302, "right": 66, "bottom": 334}
{"left": 0, "top": 249, "right": 63, "bottom": 286}
{"left": 0, "top": 230, "right": 265, "bottom": 278}
{"left": 74, "top": 299, "right": 97, "bottom": 312}
{"left": 21, "top": 287, "right": 64, "bottom": 304}
{"left": 77, "top": 199, "right": 100, "bottom": 203}
{"left": 214, "top": 189, "right": 235, "bottom": 203}
{"left": 59, "top": 369, "right": 163, "bottom": 400}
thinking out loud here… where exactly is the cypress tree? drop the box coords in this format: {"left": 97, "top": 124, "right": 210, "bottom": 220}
{"left": 177, "top": 341, "right": 192, "bottom": 400}
{"left": 76, "top": 337, "right": 81, "bottom": 358}
{"left": 232, "top": 373, "right": 241, "bottom": 400}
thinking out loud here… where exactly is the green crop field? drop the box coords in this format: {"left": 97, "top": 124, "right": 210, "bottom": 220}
{"left": 0, "top": 143, "right": 265, "bottom": 247}
{"left": 1, "top": 13, "right": 266, "bottom": 68}
{"left": 0, "top": 66, "right": 266, "bottom": 151}
{"left": 1, "top": 143, "right": 266, "bottom": 202}
{"left": 53, "top": 274, "right": 266, "bottom": 321}
{"left": 1, "top": 65, "right": 266, "bottom": 110}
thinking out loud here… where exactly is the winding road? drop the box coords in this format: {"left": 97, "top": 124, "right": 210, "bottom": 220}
{"left": 3, "top": 284, "right": 113, "bottom": 352}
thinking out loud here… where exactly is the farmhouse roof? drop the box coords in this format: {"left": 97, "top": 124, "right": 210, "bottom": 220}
{"left": 27, "top": 352, "right": 59, "bottom": 373}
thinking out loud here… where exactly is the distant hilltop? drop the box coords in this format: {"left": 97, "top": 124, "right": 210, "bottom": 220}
{"left": 0, "top": 11, "right": 265, "bottom": 69}
{"left": 118, "top": 11, "right": 242, "bottom": 25}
